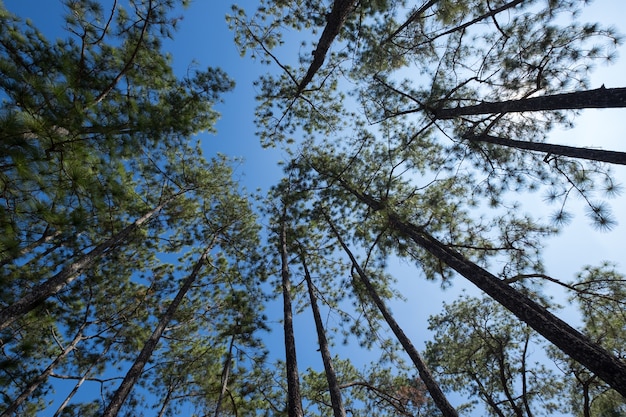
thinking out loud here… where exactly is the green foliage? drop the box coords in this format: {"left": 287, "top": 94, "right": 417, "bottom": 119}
{"left": 3, "top": 0, "right": 626, "bottom": 415}
{"left": 426, "top": 295, "right": 565, "bottom": 416}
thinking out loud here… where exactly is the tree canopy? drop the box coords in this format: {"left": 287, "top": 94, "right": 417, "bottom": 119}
{"left": 1, "top": 0, "right": 625, "bottom": 416}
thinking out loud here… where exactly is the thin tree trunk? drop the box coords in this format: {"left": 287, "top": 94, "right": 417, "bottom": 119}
{"left": 279, "top": 215, "right": 304, "bottom": 417}
{"left": 156, "top": 385, "right": 175, "bottom": 417}
{"left": 300, "top": 251, "right": 347, "bottom": 417}
{"left": 433, "top": 86, "right": 626, "bottom": 119}
{"left": 520, "top": 335, "right": 534, "bottom": 417}
{"left": 52, "top": 324, "right": 125, "bottom": 417}
{"left": 463, "top": 133, "right": 626, "bottom": 165}
{"left": 329, "top": 179, "right": 626, "bottom": 396}
{"left": 102, "top": 245, "right": 211, "bottom": 417}
{"left": 0, "top": 194, "right": 179, "bottom": 332}
{"left": 1, "top": 323, "right": 86, "bottom": 417}
{"left": 323, "top": 212, "right": 459, "bottom": 417}
{"left": 214, "top": 332, "right": 236, "bottom": 417}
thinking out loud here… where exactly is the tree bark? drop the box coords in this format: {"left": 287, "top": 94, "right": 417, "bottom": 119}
{"left": 463, "top": 133, "right": 626, "bottom": 165}
{"left": 279, "top": 215, "right": 304, "bottom": 417}
{"left": 324, "top": 212, "right": 459, "bottom": 417}
{"left": 102, "top": 246, "right": 211, "bottom": 417}
{"left": 432, "top": 87, "right": 626, "bottom": 119}
{"left": 300, "top": 251, "right": 347, "bottom": 417}
{"left": 389, "top": 211, "right": 626, "bottom": 397}
{"left": 334, "top": 182, "right": 626, "bottom": 397}
{"left": 297, "top": 0, "right": 357, "bottom": 95}
{"left": 0, "top": 194, "right": 179, "bottom": 332}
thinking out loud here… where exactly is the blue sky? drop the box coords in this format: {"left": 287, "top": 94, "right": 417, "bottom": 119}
{"left": 3, "top": 0, "right": 626, "bottom": 414}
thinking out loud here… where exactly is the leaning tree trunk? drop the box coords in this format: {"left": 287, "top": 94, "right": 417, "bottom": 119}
{"left": 102, "top": 246, "right": 211, "bottom": 417}
{"left": 300, "top": 251, "right": 347, "bottom": 417}
{"left": 324, "top": 212, "right": 459, "bottom": 417}
{"left": 297, "top": 0, "right": 357, "bottom": 95}
{"left": 0, "top": 322, "right": 86, "bottom": 417}
{"left": 0, "top": 193, "right": 181, "bottom": 332}
{"left": 332, "top": 179, "right": 626, "bottom": 397}
{"left": 52, "top": 327, "right": 121, "bottom": 417}
{"left": 462, "top": 133, "right": 626, "bottom": 165}
{"left": 432, "top": 86, "right": 626, "bottom": 119}
{"left": 279, "top": 216, "right": 304, "bottom": 417}
{"left": 214, "top": 331, "right": 236, "bottom": 417}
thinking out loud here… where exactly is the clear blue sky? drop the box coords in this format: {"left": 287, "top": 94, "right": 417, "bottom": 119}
{"left": 3, "top": 0, "right": 625, "bottom": 414}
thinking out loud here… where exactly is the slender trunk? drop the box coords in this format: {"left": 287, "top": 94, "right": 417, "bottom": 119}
{"left": 156, "top": 385, "right": 175, "bottom": 417}
{"left": 0, "top": 195, "right": 178, "bottom": 332}
{"left": 495, "top": 343, "right": 523, "bottom": 417}
{"left": 279, "top": 216, "right": 304, "bottom": 417}
{"left": 324, "top": 212, "right": 459, "bottom": 417}
{"left": 52, "top": 324, "right": 125, "bottom": 417}
{"left": 463, "top": 133, "right": 626, "bottom": 165}
{"left": 520, "top": 335, "right": 534, "bottom": 417}
{"left": 335, "top": 184, "right": 626, "bottom": 396}
{"left": 102, "top": 246, "right": 211, "bottom": 417}
{"left": 582, "top": 381, "right": 591, "bottom": 417}
{"left": 1, "top": 323, "right": 86, "bottom": 417}
{"left": 474, "top": 377, "right": 507, "bottom": 417}
{"left": 214, "top": 332, "right": 236, "bottom": 417}
{"left": 300, "top": 252, "right": 347, "bottom": 417}
{"left": 433, "top": 87, "right": 626, "bottom": 119}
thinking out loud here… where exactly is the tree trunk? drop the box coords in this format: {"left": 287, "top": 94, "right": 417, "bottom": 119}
{"left": 214, "top": 331, "right": 236, "bottom": 417}
{"left": 432, "top": 87, "right": 626, "bottom": 119}
{"left": 1, "top": 323, "right": 86, "bottom": 417}
{"left": 102, "top": 246, "right": 211, "bottom": 417}
{"left": 324, "top": 212, "right": 459, "bottom": 417}
{"left": 297, "top": 0, "right": 357, "bottom": 94}
{"left": 300, "top": 251, "right": 347, "bottom": 417}
{"left": 0, "top": 194, "right": 178, "bottom": 332}
{"left": 463, "top": 133, "right": 626, "bottom": 165}
{"left": 335, "top": 183, "right": 626, "bottom": 397}
{"left": 279, "top": 215, "right": 304, "bottom": 417}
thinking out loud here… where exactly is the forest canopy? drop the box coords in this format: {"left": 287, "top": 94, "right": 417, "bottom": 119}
{"left": 1, "top": 0, "right": 625, "bottom": 416}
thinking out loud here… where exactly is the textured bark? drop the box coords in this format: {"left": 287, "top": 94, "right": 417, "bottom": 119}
{"left": 324, "top": 213, "right": 459, "bottom": 417}
{"left": 301, "top": 252, "right": 347, "bottom": 417}
{"left": 389, "top": 213, "right": 626, "bottom": 397}
{"left": 0, "top": 195, "right": 178, "bottom": 332}
{"left": 433, "top": 87, "right": 626, "bottom": 119}
{"left": 297, "top": 0, "right": 357, "bottom": 94}
{"left": 464, "top": 133, "right": 626, "bottom": 165}
{"left": 279, "top": 216, "right": 304, "bottom": 417}
{"left": 102, "top": 247, "right": 210, "bottom": 417}
{"left": 334, "top": 182, "right": 626, "bottom": 397}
